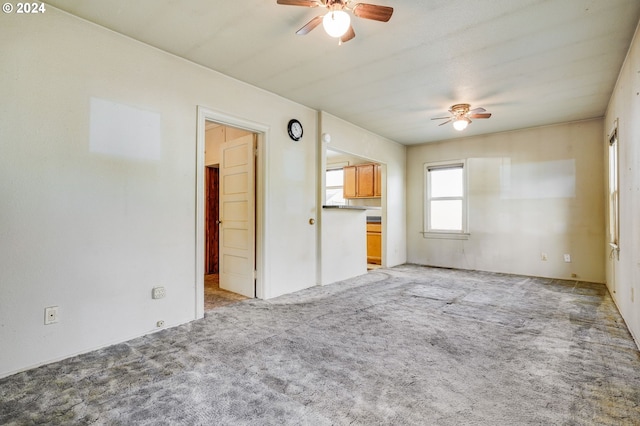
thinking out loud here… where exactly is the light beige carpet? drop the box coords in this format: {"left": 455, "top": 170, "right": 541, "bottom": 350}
{"left": 1, "top": 265, "right": 639, "bottom": 425}
{"left": 204, "top": 273, "right": 247, "bottom": 311}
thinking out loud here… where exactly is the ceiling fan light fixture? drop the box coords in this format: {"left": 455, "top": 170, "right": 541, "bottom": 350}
{"left": 453, "top": 117, "right": 470, "bottom": 131}
{"left": 323, "top": 10, "right": 350, "bottom": 37}
{"left": 431, "top": 104, "right": 490, "bottom": 129}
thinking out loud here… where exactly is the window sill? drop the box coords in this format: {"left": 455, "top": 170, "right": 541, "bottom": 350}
{"left": 421, "top": 232, "right": 470, "bottom": 240}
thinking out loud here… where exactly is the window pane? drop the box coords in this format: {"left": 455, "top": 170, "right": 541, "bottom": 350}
{"left": 430, "top": 200, "right": 462, "bottom": 230}
{"left": 326, "top": 169, "right": 344, "bottom": 187}
{"left": 608, "top": 138, "right": 619, "bottom": 245}
{"left": 326, "top": 188, "right": 346, "bottom": 206}
{"left": 430, "top": 167, "right": 462, "bottom": 197}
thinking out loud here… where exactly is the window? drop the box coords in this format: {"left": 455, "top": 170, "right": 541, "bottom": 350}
{"left": 608, "top": 124, "right": 619, "bottom": 254}
{"left": 424, "top": 161, "right": 468, "bottom": 238}
{"left": 326, "top": 168, "right": 346, "bottom": 206}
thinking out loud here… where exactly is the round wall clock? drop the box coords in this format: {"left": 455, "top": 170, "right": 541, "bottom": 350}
{"left": 287, "top": 119, "right": 303, "bottom": 141}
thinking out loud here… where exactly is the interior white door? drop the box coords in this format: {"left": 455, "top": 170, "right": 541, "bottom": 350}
{"left": 219, "top": 134, "right": 255, "bottom": 298}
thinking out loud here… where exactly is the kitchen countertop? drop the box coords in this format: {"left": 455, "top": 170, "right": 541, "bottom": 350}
{"left": 322, "top": 205, "right": 368, "bottom": 210}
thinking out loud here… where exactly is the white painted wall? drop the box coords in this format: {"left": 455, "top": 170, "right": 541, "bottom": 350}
{"left": 0, "top": 8, "right": 317, "bottom": 377}
{"left": 319, "top": 112, "right": 407, "bottom": 269}
{"left": 604, "top": 22, "right": 640, "bottom": 346}
{"left": 406, "top": 120, "right": 605, "bottom": 283}
{"left": 320, "top": 209, "right": 368, "bottom": 285}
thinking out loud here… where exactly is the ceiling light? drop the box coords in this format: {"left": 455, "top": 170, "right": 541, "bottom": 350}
{"left": 453, "top": 117, "right": 470, "bottom": 131}
{"left": 323, "top": 11, "right": 351, "bottom": 38}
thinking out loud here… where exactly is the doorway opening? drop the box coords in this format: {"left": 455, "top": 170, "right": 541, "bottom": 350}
{"left": 196, "top": 106, "right": 268, "bottom": 318}
{"left": 203, "top": 121, "right": 257, "bottom": 311}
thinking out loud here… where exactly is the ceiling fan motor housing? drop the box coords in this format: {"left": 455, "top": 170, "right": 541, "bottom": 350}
{"left": 327, "top": 0, "right": 347, "bottom": 8}
{"left": 451, "top": 103, "right": 471, "bottom": 117}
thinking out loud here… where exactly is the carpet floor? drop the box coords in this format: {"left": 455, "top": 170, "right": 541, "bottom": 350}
{"left": 204, "top": 274, "right": 247, "bottom": 311}
{"left": 1, "top": 265, "right": 639, "bottom": 425}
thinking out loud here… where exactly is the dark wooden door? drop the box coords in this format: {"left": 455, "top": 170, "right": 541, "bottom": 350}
{"left": 205, "top": 166, "right": 219, "bottom": 274}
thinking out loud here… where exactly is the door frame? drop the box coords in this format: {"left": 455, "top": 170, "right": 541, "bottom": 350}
{"left": 195, "top": 106, "right": 268, "bottom": 319}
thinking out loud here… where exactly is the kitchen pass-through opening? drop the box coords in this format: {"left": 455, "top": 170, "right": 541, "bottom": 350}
{"left": 326, "top": 148, "right": 384, "bottom": 270}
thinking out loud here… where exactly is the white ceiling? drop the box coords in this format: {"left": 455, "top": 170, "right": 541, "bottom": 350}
{"left": 46, "top": 0, "right": 640, "bottom": 145}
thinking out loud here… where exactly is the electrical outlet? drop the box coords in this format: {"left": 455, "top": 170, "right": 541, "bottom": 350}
{"left": 44, "top": 306, "right": 59, "bottom": 325}
{"left": 564, "top": 254, "right": 571, "bottom": 263}
{"left": 541, "top": 252, "right": 548, "bottom": 261}
{"left": 156, "top": 320, "right": 165, "bottom": 328}
{"left": 152, "top": 286, "right": 166, "bottom": 299}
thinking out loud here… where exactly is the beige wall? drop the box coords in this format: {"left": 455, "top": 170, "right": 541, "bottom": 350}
{"left": 0, "top": 8, "right": 318, "bottom": 377}
{"left": 604, "top": 22, "right": 640, "bottom": 345}
{"left": 406, "top": 119, "right": 605, "bottom": 283}
{"left": 205, "top": 126, "right": 223, "bottom": 166}
{"left": 321, "top": 209, "right": 368, "bottom": 285}
{"left": 205, "top": 124, "right": 252, "bottom": 166}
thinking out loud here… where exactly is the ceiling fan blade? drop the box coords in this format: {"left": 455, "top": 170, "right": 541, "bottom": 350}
{"left": 431, "top": 116, "right": 452, "bottom": 120}
{"left": 352, "top": 3, "right": 393, "bottom": 22}
{"left": 340, "top": 25, "right": 356, "bottom": 43}
{"left": 469, "top": 113, "right": 492, "bottom": 119}
{"left": 277, "top": 0, "right": 320, "bottom": 7}
{"left": 469, "top": 107, "right": 486, "bottom": 114}
{"left": 438, "top": 119, "right": 452, "bottom": 126}
{"left": 296, "top": 15, "right": 323, "bottom": 35}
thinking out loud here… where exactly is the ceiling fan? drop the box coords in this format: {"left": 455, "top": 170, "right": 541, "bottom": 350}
{"left": 276, "top": 0, "right": 393, "bottom": 44}
{"left": 431, "top": 104, "right": 492, "bottom": 131}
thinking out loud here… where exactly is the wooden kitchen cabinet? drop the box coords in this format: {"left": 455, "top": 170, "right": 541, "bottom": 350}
{"left": 357, "top": 164, "right": 375, "bottom": 197}
{"left": 343, "top": 165, "right": 357, "bottom": 198}
{"left": 367, "top": 222, "right": 382, "bottom": 264}
{"left": 344, "top": 163, "right": 381, "bottom": 199}
{"left": 374, "top": 164, "right": 382, "bottom": 197}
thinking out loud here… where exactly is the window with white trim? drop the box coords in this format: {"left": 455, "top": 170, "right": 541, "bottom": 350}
{"left": 424, "top": 161, "right": 468, "bottom": 238}
{"left": 608, "top": 125, "right": 619, "bottom": 254}
{"left": 326, "top": 167, "right": 346, "bottom": 206}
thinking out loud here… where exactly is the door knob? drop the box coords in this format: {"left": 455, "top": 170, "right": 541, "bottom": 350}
{"left": 217, "top": 220, "right": 223, "bottom": 225}
{"left": 309, "top": 218, "right": 315, "bottom": 225}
